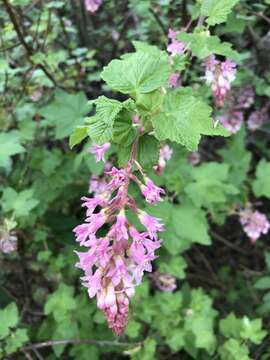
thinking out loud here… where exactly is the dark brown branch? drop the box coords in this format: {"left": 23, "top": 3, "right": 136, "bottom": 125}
{"left": 2, "top": 0, "right": 63, "bottom": 88}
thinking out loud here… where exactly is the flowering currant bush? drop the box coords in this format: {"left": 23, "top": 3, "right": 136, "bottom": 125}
{"left": 1, "top": 0, "right": 270, "bottom": 358}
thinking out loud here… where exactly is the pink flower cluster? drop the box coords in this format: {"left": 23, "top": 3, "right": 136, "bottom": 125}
{"left": 167, "top": 29, "right": 185, "bottom": 57}
{"left": 239, "top": 208, "right": 270, "bottom": 243}
{"left": 218, "top": 110, "right": 243, "bottom": 134}
{"left": 203, "top": 55, "right": 237, "bottom": 107}
{"left": 151, "top": 271, "right": 177, "bottom": 292}
{"left": 247, "top": 102, "right": 270, "bottom": 131}
{"left": 85, "top": 0, "right": 102, "bottom": 12}
{"left": 0, "top": 229, "right": 17, "bottom": 254}
{"left": 154, "top": 144, "right": 173, "bottom": 175}
{"left": 74, "top": 155, "right": 165, "bottom": 334}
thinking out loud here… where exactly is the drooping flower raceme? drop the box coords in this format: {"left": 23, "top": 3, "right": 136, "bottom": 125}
{"left": 74, "top": 159, "right": 165, "bottom": 335}
{"left": 239, "top": 208, "right": 270, "bottom": 243}
{"left": 203, "top": 55, "right": 237, "bottom": 107}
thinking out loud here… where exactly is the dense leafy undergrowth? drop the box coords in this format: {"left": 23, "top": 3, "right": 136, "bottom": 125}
{"left": 1, "top": 0, "right": 270, "bottom": 359}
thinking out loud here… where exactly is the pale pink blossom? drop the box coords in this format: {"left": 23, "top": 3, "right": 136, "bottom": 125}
{"left": 167, "top": 40, "right": 185, "bottom": 56}
{"left": 141, "top": 179, "right": 165, "bottom": 204}
{"left": 218, "top": 110, "right": 243, "bottom": 134}
{"left": 188, "top": 152, "right": 201, "bottom": 166}
{"left": 0, "top": 229, "right": 17, "bottom": 254}
{"left": 154, "top": 145, "right": 173, "bottom": 175}
{"left": 151, "top": 272, "right": 177, "bottom": 292}
{"left": 89, "top": 143, "right": 110, "bottom": 162}
{"left": 169, "top": 73, "right": 180, "bottom": 88}
{"left": 85, "top": 0, "right": 102, "bottom": 13}
{"left": 139, "top": 211, "right": 164, "bottom": 240}
{"left": 240, "top": 209, "right": 270, "bottom": 243}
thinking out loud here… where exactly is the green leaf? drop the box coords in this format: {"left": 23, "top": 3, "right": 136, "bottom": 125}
{"left": 5, "top": 329, "right": 28, "bottom": 355}
{"left": 240, "top": 317, "right": 267, "bottom": 344}
{"left": 201, "top": 0, "right": 240, "bottom": 26}
{"left": 173, "top": 203, "right": 211, "bottom": 246}
{"left": 220, "top": 313, "right": 243, "bottom": 339}
{"left": 40, "top": 90, "right": 91, "bottom": 139}
{"left": 159, "top": 256, "right": 187, "bottom": 279}
{"left": 87, "top": 96, "right": 134, "bottom": 144}
{"left": 0, "top": 131, "right": 25, "bottom": 168}
{"left": 252, "top": 159, "right": 270, "bottom": 198}
{"left": 178, "top": 33, "right": 240, "bottom": 61}
{"left": 44, "top": 284, "right": 77, "bottom": 322}
{"left": 113, "top": 110, "right": 136, "bottom": 146}
{"left": 254, "top": 276, "right": 270, "bottom": 290}
{"left": 219, "top": 339, "right": 251, "bottom": 360}
{"left": 152, "top": 90, "right": 229, "bottom": 151}
{"left": 101, "top": 50, "right": 170, "bottom": 95}
{"left": 0, "top": 303, "right": 19, "bottom": 340}
{"left": 1, "top": 187, "right": 39, "bottom": 218}
{"left": 137, "top": 135, "right": 159, "bottom": 169}
{"left": 69, "top": 126, "right": 88, "bottom": 149}
{"left": 185, "top": 163, "right": 239, "bottom": 208}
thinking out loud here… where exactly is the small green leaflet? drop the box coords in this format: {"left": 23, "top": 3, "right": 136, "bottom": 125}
{"left": 252, "top": 159, "right": 270, "bottom": 199}
{"left": 152, "top": 90, "right": 229, "bottom": 151}
{"left": 178, "top": 33, "right": 240, "bottom": 61}
{"left": 0, "top": 303, "right": 19, "bottom": 340}
{"left": 137, "top": 135, "right": 159, "bottom": 169}
{"left": 87, "top": 96, "right": 134, "bottom": 144}
{"left": 40, "top": 90, "right": 91, "bottom": 139}
{"left": 69, "top": 126, "right": 88, "bottom": 149}
{"left": 0, "top": 131, "right": 25, "bottom": 168}
{"left": 101, "top": 50, "right": 170, "bottom": 95}
{"left": 1, "top": 187, "right": 39, "bottom": 218}
{"left": 201, "top": 0, "right": 240, "bottom": 26}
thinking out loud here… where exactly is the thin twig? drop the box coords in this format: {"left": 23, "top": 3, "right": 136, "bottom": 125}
{"left": 21, "top": 339, "right": 141, "bottom": 351}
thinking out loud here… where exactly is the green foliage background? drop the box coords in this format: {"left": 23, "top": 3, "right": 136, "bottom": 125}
{"left": 0, "top": 0, "right": 270, "bottom": 359}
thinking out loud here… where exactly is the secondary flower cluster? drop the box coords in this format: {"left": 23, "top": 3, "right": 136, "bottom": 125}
{"left": 204, "top": 55, "right": 237, "bottom": 107}
{"left": 0, "top": 228, "right": 17, "bottom": 254}
{"left": 85, "top": 0, "right": 102, "bottom": 13}
{"left": 74, "top": 155, "right": 165, "bottom": 334}
{"left": 167, "top": 29, "right": 184, "bottom": 88}
{"left": 240, "top": 208, "right": 270, "bottom": 243}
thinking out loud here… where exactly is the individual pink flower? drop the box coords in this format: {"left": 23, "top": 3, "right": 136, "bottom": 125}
{"left": 240, "top": 209, "right": 270, "bottom": 243}
{"left": 218, "top": 110, "right": 243, "bottom": 134}
{"left": 106, "top": 167, "right": 127, "bottom": 189}
{"left": 141, "top": 178, "right": 165, "bottom": 204}
{"left": 138, "top": 211, "right": 164, "bottom": 240}
{"left": 85, "top": 0, "right": 102, "bottom": 13}
{"left": 30, "top": 88, "right": 43, "bottom": 102}
{"left": 154, "top": 144, "right": 173, "bottom": 175}
{"left": 88, "top": 175, "right": 107, "bottom": 195}
{"left": 169, "top": 73, "right": 180, "bottom": 88}
{"left": 167, "top": 41, "right": 185, "bottom": 56}
{"left": 151, "top": 272, "right": 177, "bottom": 292}
{"left": 89, "top": 143, "right": 110, "bottom": 162}
{"left": 188, "top": 152, "right": 201, "bottom": 166}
